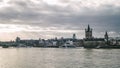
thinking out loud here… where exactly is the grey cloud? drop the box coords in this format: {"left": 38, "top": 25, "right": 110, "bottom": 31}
{"left": 0, "top": 0, "right": 120, "bottom": 40}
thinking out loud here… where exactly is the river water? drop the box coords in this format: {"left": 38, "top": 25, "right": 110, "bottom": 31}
{"left": 0, "top": 48, "right": 120, "bottom": 68}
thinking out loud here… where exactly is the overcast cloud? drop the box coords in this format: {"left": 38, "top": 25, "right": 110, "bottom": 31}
{"left": 0, "top": 0, "right": 120, "bottom": 41}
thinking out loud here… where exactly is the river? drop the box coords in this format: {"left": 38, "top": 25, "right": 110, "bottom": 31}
{"left": 0, "top": 48, "right": 120, "bottom": 68}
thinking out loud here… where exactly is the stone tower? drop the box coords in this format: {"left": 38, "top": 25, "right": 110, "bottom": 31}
{"left": 104, "top": 31, "right": 109, "bottom": 42}
{"left": 16, "top": 37, "right": 20, "bottom": 43}
{"left": 73, "top": 33, "right": 76, "bottom": 40}
{"left": 85, "top": 25, "right": 93, "bottom": 39}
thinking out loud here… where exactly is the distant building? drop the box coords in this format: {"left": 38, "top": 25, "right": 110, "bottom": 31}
{"left": 0, "top": 41, "right": 16, "bottom": 47}
{"left": 85, "top": 25, "right": 93, "bottom": 39}
{"left": 73, "top": 34, "right": 76, "bottom": 40}
{"left": 15, "top": 37, "right": 40, "bottom": 47}
{"left": 83, "top": 38, "right": 105, "bottom": 48}
{"left": 83, "top": 25, "right": 105, "bottom": 48}
{"left": 16, "top": 37, "right": 20, "bottom": 43}
{"left": 104, "top": 31, "right": 109, "bottom": 42}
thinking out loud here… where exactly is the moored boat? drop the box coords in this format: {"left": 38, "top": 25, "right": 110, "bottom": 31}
{"left": 59, "top": 40, "right": 76, "bottom": 48}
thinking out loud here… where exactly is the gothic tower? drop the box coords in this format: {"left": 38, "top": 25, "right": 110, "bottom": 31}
{"left": 104, "top": 31, "right": 109, "bottom": 42}
{"left": 16, "top": 37, "right": 20, "bottom": 43}
{"left": 85, "top": 25, "right": 93, "bottom": 39}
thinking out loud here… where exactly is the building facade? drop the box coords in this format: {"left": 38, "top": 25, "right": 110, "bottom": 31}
{"left": 85, "top": 25, "right": 93, "bottom": 39}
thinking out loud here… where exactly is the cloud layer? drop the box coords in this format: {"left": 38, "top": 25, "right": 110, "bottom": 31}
{"left": 0, "top": 0, "right": 120, "bottom": 41}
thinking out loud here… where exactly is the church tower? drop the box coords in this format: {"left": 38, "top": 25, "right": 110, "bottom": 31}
{"left": 104, "top": 31, "right": 109, "bottom": 42}
{"left": 85, "top": 25, "right": 93, "bottom": 39}
{"left": 73, "top": 33, "right": 76, "bottom": 40}
{"left": 16, "top": 37, "right": 20, "bottom": 43}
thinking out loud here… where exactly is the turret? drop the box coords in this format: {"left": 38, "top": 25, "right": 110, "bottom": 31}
{"left": 73, "top": 33, "right": 76, "bottom": 40}
{"left": 104, "top": 31, "right": 109, "bottom": 42}
{"left": 16, "top": 37, "right": 20, "bottom": 43}
{"left": 85, "top": 25, "right": 93, "bottom": 39}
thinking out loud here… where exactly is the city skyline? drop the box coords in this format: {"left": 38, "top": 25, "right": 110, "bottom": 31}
{"left": 0, "top": 0, "right": 120, "bottom": 41}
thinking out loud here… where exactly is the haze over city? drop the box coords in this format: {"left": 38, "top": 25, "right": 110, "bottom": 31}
{"left": 0, "top": 0, "right": 120, "bottom": 41}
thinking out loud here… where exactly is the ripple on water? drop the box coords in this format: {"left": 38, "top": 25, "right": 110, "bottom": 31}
{"left": 0, "top": 48, "right": 120, "bottom": 68}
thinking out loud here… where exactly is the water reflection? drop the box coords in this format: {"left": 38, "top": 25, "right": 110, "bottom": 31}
{"left": 0, "top": 48, "right": 120, "bottom": 68}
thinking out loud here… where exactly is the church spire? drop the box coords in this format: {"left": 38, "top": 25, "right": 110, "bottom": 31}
{"left": 105, "top": 31, "right": 108, "bottom": 36}
{"left": 105, "top": 31, "right": 109, "bottom": 42}
{"left": 85, "top": 24, "right": 93, "bottom": 39}
{"left": 88, "top": 24, "right": 90, "bottom": 31}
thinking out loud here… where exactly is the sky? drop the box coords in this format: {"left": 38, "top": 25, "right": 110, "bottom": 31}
{"left": 0, "top": 0, "right": 120, "bottom": 41}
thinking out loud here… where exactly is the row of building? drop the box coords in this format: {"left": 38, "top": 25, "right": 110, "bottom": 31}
{"left": 1, "top": 25, "right": 120, "bottom": 48}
